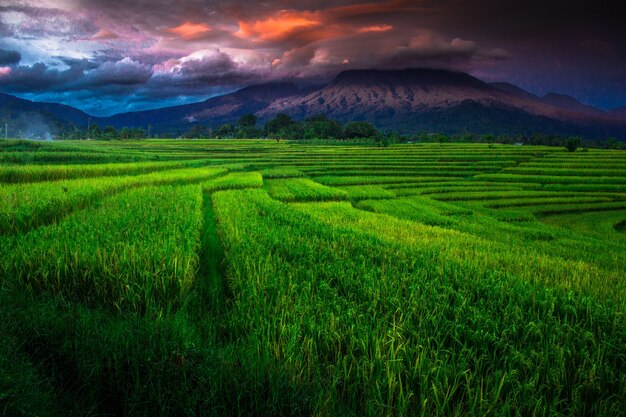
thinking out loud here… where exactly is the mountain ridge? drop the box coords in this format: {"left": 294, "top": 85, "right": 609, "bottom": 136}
{"left": 1, "top": 68, "right": 625, "bottom": 139}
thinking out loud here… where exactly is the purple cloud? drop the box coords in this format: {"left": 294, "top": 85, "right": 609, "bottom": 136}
{"left": 83, "top": 57, "right": 153, "bottom": 86}
{"left": 0, "top": 0, "right": 624, "bottom": 114}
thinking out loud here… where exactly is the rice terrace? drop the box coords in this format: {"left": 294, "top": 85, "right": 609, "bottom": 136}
{"left": 0, "top": 139, "right": 624, "bottom": 415}
{"left": 2, "top": 0, "right": 626, "bottom": 415}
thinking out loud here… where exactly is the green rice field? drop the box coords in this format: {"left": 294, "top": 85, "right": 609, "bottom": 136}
{"left": 1, "top": 139, "right": 624, "bottom": 416}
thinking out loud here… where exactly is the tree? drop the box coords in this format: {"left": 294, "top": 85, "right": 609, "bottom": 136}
{"left": 302, "top": 115, "right": 342, "bottom": 140}
{"left": 237, "top": 114, "right": 257, "bottom": 128}
{"left": 432, "top": 133, "right": 448, "bottom": 143}
{"left": 605, "top": 137, "right": 622, "bottom": 150}
{"left": 236, "top": 114, "right": 260, "bottom": 138}
{"left": 565, "top": 136, "right": 581, "bottom": 152}
{"left": 374, "top": 132, "right": 390, "bottom": 147}
{"left": 482, "top": 133, "right": 495, "bottom": 143}
{"left": 87, "top": 123, "right": 101, "bottom": 139}
{"left": 216, "top": 124, "right": 235, "bottom": 138}
{"left": 102, "top": 125, "right": 117, "bottom": 140}
{"left": 343, "top": 121, "right": 378, "bottom": 139}
{"left": 119, "top": 127, "right": 132, "bottom": 140}
{"left": 183, "top": 124, "right": 209, "bottom": 139}
{"left": 265, "top": 113, "right": 295, "bottom": 137}
{"left": 129, "top": 128, "right": 146, "bottom": 139}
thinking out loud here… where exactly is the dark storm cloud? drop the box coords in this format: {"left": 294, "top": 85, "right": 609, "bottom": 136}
{"left": 82, "top": 58, "right": 153, "bottom": 86}
{"left": 0, "top": 57, "right": 151, "bottom": 92}
{"left": 148, "top": 49, "right": 269, "bottom": 99}
{"left": 0, "top": 48, "right": 21, "bottom": 65}
{"left": 427, "top": 0, "right": 626, "bottom": 44}
{"left": 0, "top": 0, "right": 624, "bottom": 113}
{"left": 0, "top": 62, "right": 84, "bottom": 92}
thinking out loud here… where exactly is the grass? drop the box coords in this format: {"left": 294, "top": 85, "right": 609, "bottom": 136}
{"left": 0, "top": 166, "right": 226, "bottom": 235}
{"left": 336, "top": 185, "right": 397, "bottom": 200}
{"left": 264, "top": 178, "right": 347, "bottom": 202}
{"left": 0, "top": 139, "right": 624, "bottom": 416}
{"left": 0, "top": 185, "right": 204, "bottom": 313}
{"left": 0, "top": 159, "right": 213, "bottom": 183}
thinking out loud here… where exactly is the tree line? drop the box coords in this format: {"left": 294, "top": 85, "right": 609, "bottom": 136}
{"left": 59, "top": 112, "right": 624, "bottom": 150}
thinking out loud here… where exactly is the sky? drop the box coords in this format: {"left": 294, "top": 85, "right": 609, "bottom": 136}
{"left": 0, "top": 0, "right": 625, "bottom": 116}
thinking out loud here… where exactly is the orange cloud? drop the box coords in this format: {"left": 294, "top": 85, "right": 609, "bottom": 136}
{"left": 236, "top": 8, "right": 395, "bottom": 45}
{"left": 236, "top": 10, "right": 321, "bottom": 42}
{"left": 358, "top": 24, "right": 393, "bottom": 33}
{"left": 167, "top": 22, "right": 211, "bottom": 39}
{"left": 92, "top": 29, "right": 119, "bottom": 40}
{"left": 326, "top": 0, "right": 419, "bottom": 19}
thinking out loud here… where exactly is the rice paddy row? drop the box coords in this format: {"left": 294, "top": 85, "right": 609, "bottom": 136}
{"left": 0, "top": 139, "right": 624, "bottom": 416}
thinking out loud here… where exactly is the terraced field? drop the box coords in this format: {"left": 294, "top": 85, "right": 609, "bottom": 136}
{"left": 1, "top": 139, "right": 625, "bottom": 416}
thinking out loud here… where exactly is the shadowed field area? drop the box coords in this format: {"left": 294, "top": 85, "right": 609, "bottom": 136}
{"left": 1, "top": 139, "right": 625, "bottom": 416}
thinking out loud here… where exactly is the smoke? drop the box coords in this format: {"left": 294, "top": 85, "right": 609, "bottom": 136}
{"left": 13, "top": 112, "right": 57, "bottom": 140}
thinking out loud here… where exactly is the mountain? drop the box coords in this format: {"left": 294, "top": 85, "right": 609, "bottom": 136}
{"left": 609, "top": 106, "right": 626, "bottom": 121}
{"left": 539, "top": 93, "right": 604, "bottom": 116}
{"left": 2, "top": 69, "right": 625, "bottom": 139}
{"left": 99, "top": 83, "right": 314, "bottom": 132}
{"left": 0, "top": 93, "right": 90, "bottom": 138}
{"left": 491, "top": 83, "right": 607, "bottom": 117}
{"left": 256, "top": 68, "right": 626, "bottom": 138}
{"left": 260, "top": 69, "right": 502, "bottom": 122}
{"left": 489, "top": 82, "right": 540, "bottom": 101}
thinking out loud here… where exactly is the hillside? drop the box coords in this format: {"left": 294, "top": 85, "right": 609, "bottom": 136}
{"left": 2, "top": 69, "right": 626, "bottom": 139}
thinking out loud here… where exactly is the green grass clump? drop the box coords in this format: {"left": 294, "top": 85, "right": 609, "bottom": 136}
{"left": 482, "top": 196, "right": 617, "bottom": 208}
{"left": 0, "top": 159, "right": 212, "bottom": 183}
{"left": 357, "top": 196, "right": 471, "bottom": 226}
{"left": 475, "top": 173, "right": 626, "bottom": 184}
{"left": 502, "top": 166, "right": 626, "bottom": 177}
{"left": 540, "top": 210, "right": 626, "bottom": 241}
{"left": 0, "top": 185, "right": 202, "bottom": 313}
{"left": 203, "top": 171, "right": 264, "bottom": 192}
{"left": 315, "top": 175, "right": 462, "bottom": 186}
{"left": 336, "top": 185, "right": 397, "bottom": 200}
{"left": 260, "top": 167, "right": 305, "bottom": 179}
{"left": 0, "top": 166, "right": 226, "bottom": 235}
{"left": 265, "top": 178, "right": 347, "bottom": 202}
{"left": 214, "top": 189, "right": 626, "bottom": 416}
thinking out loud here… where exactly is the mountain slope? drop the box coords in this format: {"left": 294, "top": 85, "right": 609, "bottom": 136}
{"left": 609, "top": 106, "right": 626, "bottom": 121}
{"left": 0, "top": 93, "right": 91, "bottom": 138}
{"left": 99, "top": 83, "right": 313, "bottom": 132}
{"left": 490, "top": 82, "right": 540, "bottom": 101}
{"left": 539, "top": 93, "right": 604, "bottom": 116}
{"left": 491, "top": 83, "right": 608, "bottom": 117}
{"left": 2, "top": 69, "right": 625, "bottom": 139}
{"left": 257, "top": 68, "right": 626, "bottom": 138}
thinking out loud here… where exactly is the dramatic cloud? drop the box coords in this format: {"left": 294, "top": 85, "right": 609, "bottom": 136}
{"left": 91, "top": 29, "right": 118, "bottom": 40}
{"left": 0, "top": 62, "right": 84, "bottom": 92}
{"left": 0, "top": 0, "right": 624, "bottom": 114}
{"left": 0, "top": 48, "right": 21, "bottom": 65}
{"left": 167, "top": 22, "right": 211, "bottom": 39}
{"left": 82, "top": 57, "right": 153, "bottom": 86}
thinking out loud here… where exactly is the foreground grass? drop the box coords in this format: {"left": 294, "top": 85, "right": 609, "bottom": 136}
{"left": 0, "top": 140, "right": 624, "bottom": 416}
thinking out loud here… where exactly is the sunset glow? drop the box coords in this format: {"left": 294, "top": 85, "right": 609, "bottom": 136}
{"left": 91, "top": 29, "right": 119, "bottom": 40}
{"left": 237, "top": 11, "right": 321, "bottom": 42}
{"left": 358, "top": 25, "right": 393, "bottom": 33}
{"left": 167, "top": 22, "right": 211, "bottom": 39}
{"left": 0, "top": 0, "right": 623, "bottom": 116}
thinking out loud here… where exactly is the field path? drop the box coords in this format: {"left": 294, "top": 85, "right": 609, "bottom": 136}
{"left": 197, "top": 192, "right": 230, "bottom": 319}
